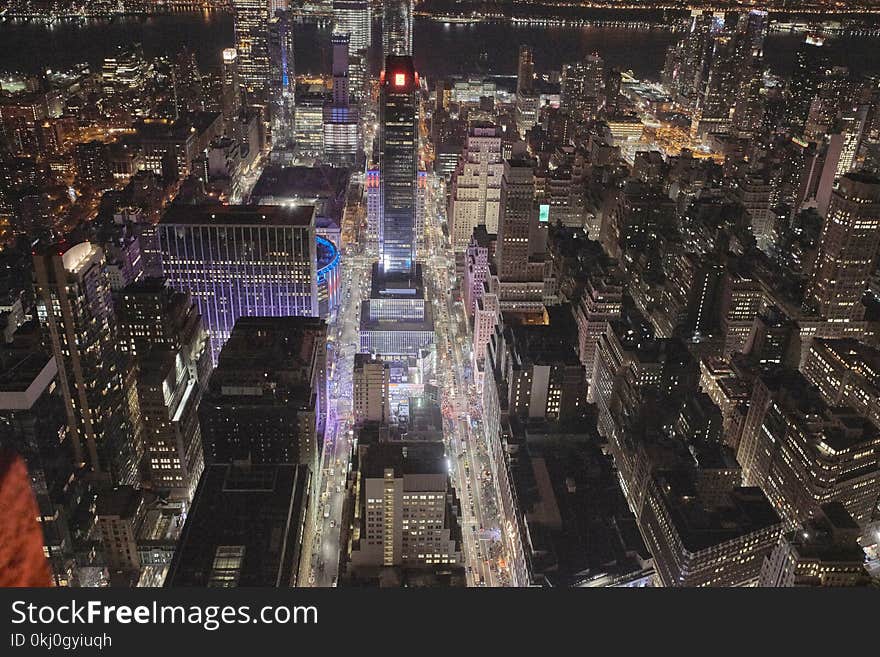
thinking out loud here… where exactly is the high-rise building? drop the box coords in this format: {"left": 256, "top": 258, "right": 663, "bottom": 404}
{"left": 379, "top": 55, "right": 419, "bottom": 275}
{"left": 74, "top": 140, "right": 112, "bottom": 188}
{"left": 640, "top": 473, "right": 782, "bottom": 587}
{"left": 0, "top": 336, "right": 76, "bottom": 586}
{"left": 834, "top": 105, "right": 868, "bottom": 178}
{"left": 801, "top": 339, "right": 880, "bottom": 430}
{"left": 295, "top": 83, "right": 327, "bottom": 160}
{"left": 561, "top": 53, "right": 605, "bottom": 123}
{"left": 691, "top": 32, "right": 739, "bottom": 137}
{"left": 323, "top": 33, "right": 360, "bottom": 167}
{"left": 719, "top": 267, "right": 767, "bottom": 356}
{"left": 365, "top": 165, "right": 382, "bottom": 245}
{"left": 759, "top": 502, "right": 870, "bottom": 587}
{"left": 232, "top": 0, "right": 271, "bottom": 105}
{"left": 502, "top": 318, "right": 587, "bottom": 422}
{"left": 333, "top": 0, "right": 371, "bottom": 53}
{"left": 515, "top": 46, "right": 539, "bottom": 137}
{"left": 383, "top": 0, "right": 413, "bottom": 58}
{"left": 158, "top": 204, "right": 318, "bottom": 362}
{"left": 95, "top": 486, "right": 144, "bottom": 577}
{"left": 221, "top": 48, "right": 242, "bottom": 128}
{"left": 118, "top": 280, "right": 212, "bottom": 501}
{"left": 604, "top": 67, "right": 622, "bottom": 115}
{"left": 662, "top": 11, "right": 724, "bottom": 109}
{"left": 807, "top": 172, "right": 880, "bottom": 321}
{"left": 166, "top": 462, "right": 310, "bottom": 587}
{"left": 496, "top": 153, "right": 535, "bottom": 283}
{"left": 462, "top": 225, "right": 494, "bottom": 320}
{"left": 353, "top": 353, "right": 390, "bottom": 424}
{"left": 268, "top": 11, "right": 296, "bottom": 149}
{"left": 349, "top": 438, "right": 462, "bottom": 569}
{"left": 360, "top": 55, "right": 434, "bottom": 359}
{"left": 449, "top": 123, "right": 503, "bottom": 250}
{"left": 737, "top": 173, "right": 774, "bottom": 253}
{"left": 575, "top": 270, "right": 624, "bottom": 398}
{"left": 786, "top": 35, "right": 831, "bottom": 134}
{"left": 199, "top": 316, "right": 327, "bottom": 475}
{"left": 493, "top": 151, "right": 547, "bottom": 313}
{"left": 33, "top": 243, "right": 138, "bottom": 485}
{"left": 737, "top": 369, "right": 880, "bottom": 529}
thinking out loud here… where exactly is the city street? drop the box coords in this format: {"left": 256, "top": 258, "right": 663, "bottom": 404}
{"left": 422, "top": 175, "right": 514, "bottom": 587}
{"left": 304, "top": 247, "right": 371, "bottom": 587}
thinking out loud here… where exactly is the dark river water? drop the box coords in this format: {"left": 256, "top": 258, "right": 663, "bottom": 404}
{"left": 1, "top": 12, "right": 879, "bottom": 81}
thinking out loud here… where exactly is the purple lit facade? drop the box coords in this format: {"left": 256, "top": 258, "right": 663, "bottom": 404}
{"left": 158, "top": 205, "right": 318, "bottom": 362}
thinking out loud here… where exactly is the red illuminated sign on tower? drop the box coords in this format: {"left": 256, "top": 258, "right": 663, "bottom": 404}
{"left": 394, "top": 72, "right": 406, "bottom": 87}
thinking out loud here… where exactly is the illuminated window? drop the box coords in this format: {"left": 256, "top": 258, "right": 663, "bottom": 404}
{"left": 208, "top": 545, "right": 245, "bottom": 587}
{"left": 394, "top": 73, "right": 406, "bottom": 87}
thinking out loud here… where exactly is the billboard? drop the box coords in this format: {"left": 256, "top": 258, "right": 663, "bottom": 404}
{"left": 538, "top": 204, "right": 550, "bottom": 223}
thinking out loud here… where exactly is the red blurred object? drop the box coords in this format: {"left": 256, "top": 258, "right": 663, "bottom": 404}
{"left": 0, "top": 450, "right": 52, "bottom": 587}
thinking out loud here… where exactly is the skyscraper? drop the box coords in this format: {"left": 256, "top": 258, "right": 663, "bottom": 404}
{"left": 333, "top": 0, "right": 371, "bottom": 53}
{"left": 220, "top": 48, "right": 242, "bottom": 128}
{"left": 493, "top": 149, "right": 547, "bottom": 313}
{"left": 496, "top": 152, "right": 537, "bottom": 283}
{"left": 786, "top": 35, "right": 831, "bottom": 134}
{"left": 561, "top": 53, "right": 605, "bottom": 123}
{"left": 737, "top": 369, "right": 880, "bottom": 529}
{"left": 807, "top": 172, "right": 880, "bottom": 321}
{"left": 383, "top": 0, "right": 413, "bottom": 58}
{"left": 33, "top": 243, "right": 138, "bottom": 484}
{"left": 515, "top": 46, "right": 538, "bottom": 137}
{"left": 834, "top": 105, "right": 868, "bottom": 178}
{"left": 353, "top": 353, "right": 390, "bottom": 424}
{"left": 232, "top": 0, "right": 271, "bottom": 105}
{"left": 379, "top": 55, "right": 419, "bottom": 276}
{"left": 295, "top": 83, "right": 327, "bottom": 159}
{"left": 449, "top": 123, "right": 503, "bottom": 249}
{"left": 166, "top": 462, "right": 310, "bottom": 587}
{"left": 323, "top": 33, "right": 360, "bottom": 167}
{"left": 349, "top": 439, "right": 462, "bottom": 570}
{"left": 691, "top": 32, "right": 739, "bottom": 137}
{"left": 360, "top": 55, "right": 434, "bottom": 358}
{"left": 158, "top": 204, "right": 319, "bottom": 362}
{"left": 662, "top": 11, "right": 724, "bottom": 109}
{"left": 198, "top": 316, "right": 327, "bottom": 475}
{"left": 268, "top": 11, "right": 296, "bottom": 149}
{"left": 117, "top": 279, "right": 212, "bottom": 501}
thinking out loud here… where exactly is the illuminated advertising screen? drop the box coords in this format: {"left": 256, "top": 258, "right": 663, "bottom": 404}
{"left": 538, "top": 204, "right": 550, "bottom": 223}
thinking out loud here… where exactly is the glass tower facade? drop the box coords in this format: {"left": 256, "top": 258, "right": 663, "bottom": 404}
{"left": 383, "top": 0, "right": 413, "bottom": 58}
{"left": 232, "top": 0, "right": 270, "bottom": 104}
{"left": 379, "top": 55, "right": 418, "bottom": 276}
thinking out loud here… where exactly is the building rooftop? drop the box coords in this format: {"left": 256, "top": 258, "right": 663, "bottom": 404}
{"left": 369, "top": 262, "right": 426, "bottom": 300}
{"left": 166, "top": 463, "right": 309, "bottom": 587}
{"left": 811, "top": 339, "right": 880, "bottom": 388}
{"left": 0, "top": 346, "right": 57, "bottom": 410}
{"left": 95, "top": 486, "right": 143, "bottom": 520}
{"left": 507, "top": 430, "right": 651, "bottom": 587}
{"left": 160, "top": 203, "right": 315, "bottom": 228}
{"left": 359, "top": 441, "right": 447, "bottom": 480}
{"left": 250, "top": 165, "right": 350, "bottom": 208}
{"left": 505, "top": 306, "right": 581, "bottom": 368}
{"left": 208, "top": 317, "right": 326, "bottom": 404}
{"left": 656, "top": 472, "right": 781, "bottom": 553}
